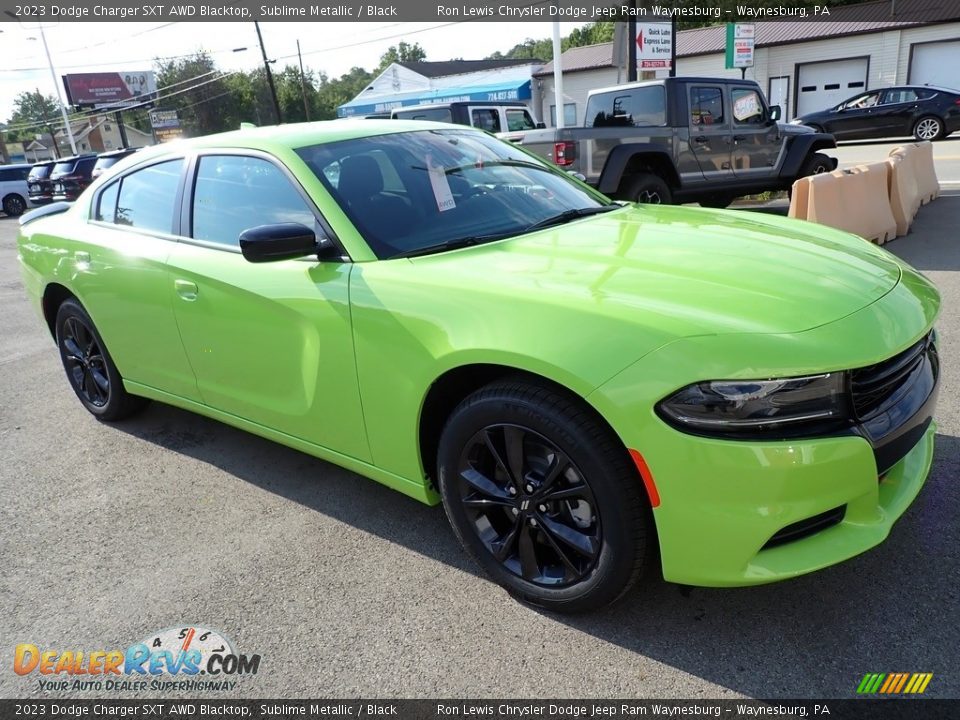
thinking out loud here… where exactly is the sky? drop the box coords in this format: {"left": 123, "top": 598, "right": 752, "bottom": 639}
{"left": 0, "top": 21, "right": 586, "bottom": 127}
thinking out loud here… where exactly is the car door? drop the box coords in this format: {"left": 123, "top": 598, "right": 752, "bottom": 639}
{"left": 165, "top": 151, "right": 370, "bottom": 461}
{"left": 878, "top": 89, "right": 920, "bottom": 137}
{"left": 830, "top": 91, "right": 882, "bottom": 138}
{"left": 72, "top": 158, "right": 201, "bottom": 401}
{"left": 729, "top": 85, "right": 782, "bottom": 180}
{"left": 687, "top": 84, "right": 733, "bottom": 183}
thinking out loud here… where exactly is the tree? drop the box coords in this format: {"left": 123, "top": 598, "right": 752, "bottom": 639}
{"left": 5, "top": 91, "right": 66, "bottom": 158}
{"left": 154, "top": 51, "right": 235, "bottom": 136}
{"left": 376, "top": 41, "right": 427, "bottom": 72}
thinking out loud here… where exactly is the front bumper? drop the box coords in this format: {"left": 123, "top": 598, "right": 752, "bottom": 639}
{"left": 589, "top": 261, "right": 940, "bottom": 587}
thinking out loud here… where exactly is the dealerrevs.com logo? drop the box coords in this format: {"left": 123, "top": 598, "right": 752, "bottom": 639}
{"left": 14, "top": 626, "right": 261, "bottom": 692}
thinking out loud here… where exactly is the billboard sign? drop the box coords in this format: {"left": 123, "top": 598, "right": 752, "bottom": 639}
{"left": 63, "top": 72, "right": 157, "bottom": 109}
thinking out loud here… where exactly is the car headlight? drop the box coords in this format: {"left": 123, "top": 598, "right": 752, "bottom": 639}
{"left": 656, "top": 373, "right": 849, "bottom": 439}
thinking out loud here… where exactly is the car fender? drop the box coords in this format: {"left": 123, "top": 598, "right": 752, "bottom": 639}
{"left": 597, "top": 144, "right": 680, "bottom": 195}
{"left": 780, "top": 133, "right": 838, "bottom": 179}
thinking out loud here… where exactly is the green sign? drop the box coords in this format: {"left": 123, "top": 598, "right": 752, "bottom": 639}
{"left": 725, "top": 23, "right": 755, "bottom": 69}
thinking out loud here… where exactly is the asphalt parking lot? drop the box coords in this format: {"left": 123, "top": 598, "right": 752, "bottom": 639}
{"left": 1, "top": 192, "right": 958, "bottom": 700}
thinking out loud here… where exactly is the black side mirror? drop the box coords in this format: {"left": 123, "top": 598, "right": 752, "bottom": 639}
{"left": 536, "top": 122, "right": 546, "bottom": 129}
{"left": 239, "top": 223, "right": 319, "bottom": 263}
{"left": 768, "top": 105, "right": 782, "bottom": 122}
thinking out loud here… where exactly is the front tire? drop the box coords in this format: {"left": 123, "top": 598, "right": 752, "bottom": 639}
{"left": 800, "top": 152, "right": 833, "bottom": 178}
{"left": 3, "top": 194, "right": 27, "bottom": 217}
{"left": 437, "top": 379, "right": 652, "bottom": 613}
{"left": 913, "top": 116, "right": 944, "bottom": 142}
{"left": 55, "top": 298, "right": 148, "bottom": 421}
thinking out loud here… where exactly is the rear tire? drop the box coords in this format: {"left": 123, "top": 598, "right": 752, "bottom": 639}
{"left": 55, "top": 298, "right": 148, "bottom": 421}
{"left": 913, "top": 116, "right": 944, "bottom": 142}
{"left": 437, "top": 379, "right": 652, "bottom": 613}
{"left": 699, "top": 195, "right": 735, "bottom": 209}
{"left": 624, "top": 173, "right": 672, "bottom": 205}
{"left": 3, "top": 194, "right": 27, "bottom": 217}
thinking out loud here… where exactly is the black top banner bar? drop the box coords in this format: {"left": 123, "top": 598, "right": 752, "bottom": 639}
{"left": 1, "top": 699, "right": 956, "bottom": 720}
{"left": 0, "top": 1, "right": 869, "bottom": 23}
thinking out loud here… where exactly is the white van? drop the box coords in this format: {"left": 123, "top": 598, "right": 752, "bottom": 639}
{"left": 0, "top": 163, "right": 33, "bottom": 217}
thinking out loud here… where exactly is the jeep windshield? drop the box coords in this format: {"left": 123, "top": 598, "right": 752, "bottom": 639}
{"left": 297, "top": 129, "right": 616, "bottom": 260}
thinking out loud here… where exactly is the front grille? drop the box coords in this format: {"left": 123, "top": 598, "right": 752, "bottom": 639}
{"left": 851, "top": 332, "right": 934, "bottom": 419}
{"left": 762, "top": 505, "right": 846, "bottom": 550}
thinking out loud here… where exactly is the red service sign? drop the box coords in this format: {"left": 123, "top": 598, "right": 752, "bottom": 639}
{"left": 63, "top": 72, "right": 157, "bottom": 109}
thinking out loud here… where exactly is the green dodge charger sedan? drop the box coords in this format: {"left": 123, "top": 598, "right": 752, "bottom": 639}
{"left": 17, "top": 120, "right": 941, "bottom": 612}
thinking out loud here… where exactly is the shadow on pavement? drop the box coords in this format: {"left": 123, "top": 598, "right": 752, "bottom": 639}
{"left": 116, "top": 397, "right": 960, "bottom": 697}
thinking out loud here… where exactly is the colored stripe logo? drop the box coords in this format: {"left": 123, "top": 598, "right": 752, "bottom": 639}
{"left": 857, "top": 673, "right": 933, "bottom": 694}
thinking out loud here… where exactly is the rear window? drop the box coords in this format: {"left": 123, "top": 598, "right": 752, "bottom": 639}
{"left": 52, "top": 160, "right": 78, "bottom": 177}
{"left": 393, "top": 107, "right": 453, "bottom": 122}
{"left": 28, "top": 165, "right": 53, "bottom": 181}
{"left": 585, "top": 86, "right": 666, "bottom": 128}
{"left": 93, "top": 157, "right": 119, "bottom": 174}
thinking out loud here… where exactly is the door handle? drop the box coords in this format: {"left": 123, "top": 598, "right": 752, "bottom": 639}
{"left": 174, "top": 279, "right": 198, "bottom": 301}
{"left": 733, "top": 135, "right": 747, "bottom": 143}
{"left": 694, "top": 135, "right": 708, "bottom": 143}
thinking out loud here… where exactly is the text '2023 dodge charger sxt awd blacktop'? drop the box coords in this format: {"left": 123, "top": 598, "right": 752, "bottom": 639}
{"left": 17, "top": 120, "right": 941, "bottom": 612}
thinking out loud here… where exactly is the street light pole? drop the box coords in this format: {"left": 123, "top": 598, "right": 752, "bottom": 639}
{"left": 38, "top": 25, "right": 77, "bottom": 155}
{"left": 254, "top": 21, "right": 282, "bottom": 125}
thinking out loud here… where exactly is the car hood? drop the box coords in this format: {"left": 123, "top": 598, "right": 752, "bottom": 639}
{"left": 407, "top": 205, "right": 902, "bottom": 338}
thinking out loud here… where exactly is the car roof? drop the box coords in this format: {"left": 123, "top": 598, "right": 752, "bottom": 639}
{"left": 122, "top": 119, "right": 478, "bottom": 161}
{"left": 97, "top": 148, "right": 140, "bottom": 158}
{"left": 2, "top": 163, "right": 33, "bottom": 170}
{"left": 31, "top": 160, "right": 56, "bottom": 167}
{"left": 53, "top": 154, "right": 98, "bottom": 162}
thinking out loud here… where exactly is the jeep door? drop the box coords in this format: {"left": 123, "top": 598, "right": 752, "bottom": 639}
{"left": 729, "top": 85, "right": 782, "bottom": 180}
{"left": 687, "top": 84, "right": 733, "bottom": 182}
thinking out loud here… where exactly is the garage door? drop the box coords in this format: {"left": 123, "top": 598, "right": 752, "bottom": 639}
{"left": 797, "top": 58, "right": 869, "bottom": 117}
{"left": 910, "top": 41, "right": 960, "bottom": 90}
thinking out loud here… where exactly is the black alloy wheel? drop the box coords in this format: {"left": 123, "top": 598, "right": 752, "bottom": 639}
{"left": 438, "top": 379, "right": 652, "bottom": 613}
{"left": 625, "top": 173, "right": 672, "bottom": 205}
{"left": 55, "top": 298, "right": 148, "bottom": 420}
{"left": 457, "top": 423, "right": 602, "bottom": 587}
{"left": 61, "top": 315, "right": 110, "bottom": 408}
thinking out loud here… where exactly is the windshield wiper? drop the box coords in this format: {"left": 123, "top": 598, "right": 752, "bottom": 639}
{"left": 524, "top": 204, "right": 621, "bottom": 233}
{"left": 389, "top": 231, "right": 517, "bottom": 259}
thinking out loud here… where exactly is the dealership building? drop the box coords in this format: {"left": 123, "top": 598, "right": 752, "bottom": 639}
{"left": 535, "top": 0, "right": 960, "bottom": 126}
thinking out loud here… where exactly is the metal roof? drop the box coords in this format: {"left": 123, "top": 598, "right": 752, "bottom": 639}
{"left": 536, "top": 0, "right": 960, "bottom": 75}
{"left": 398, "top": 59, "right": 542, "bottom": 78}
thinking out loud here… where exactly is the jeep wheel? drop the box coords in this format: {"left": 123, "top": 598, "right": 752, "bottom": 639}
{"left": 800, "top": 153, "right": 833, "bottom": 178}
{"left": 699, "top": 195, "right": 735, "bottom": 209}
{"left": 624, "top": 173, "right": 672, "bottom": 205}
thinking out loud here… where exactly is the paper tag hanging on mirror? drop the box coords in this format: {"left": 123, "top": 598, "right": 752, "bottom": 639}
{"left": 426, "top": 154, "right": 456, "bottom": 213}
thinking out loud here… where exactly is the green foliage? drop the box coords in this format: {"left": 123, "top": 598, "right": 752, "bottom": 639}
{"left": 5, "top": 91, "right": 65, "bottom": 145}
{"left": 376, "top": 41, "right": 427, "bottom": 73}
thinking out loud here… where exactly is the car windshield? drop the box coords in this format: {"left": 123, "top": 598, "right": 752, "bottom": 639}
{"left": 297, "top": 129, "right": 610, "bottom": 259}
{"left": 28, "top": 165, "right": 52, "bottom": 181}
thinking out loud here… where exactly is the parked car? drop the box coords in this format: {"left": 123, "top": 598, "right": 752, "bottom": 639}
{"left": 18, "top": 121, "right": 940, "bottom": 612}
{"left": 792, "top": 85, "right": 960, "bottom": 141}
{"left": 391, "top": 101, "right": 544, "bottom": 136}
{"left": 50, "top": 154, "right": 98, "bottom": 202}
{"left": 0, "top": 163, "right": 33, "bottom": 217}
{"left": 27, "top": 160, "right": 56, "bottom": 206}
{"left": 508, "top": 77, "right": 837, "bottom": 208}
{"left": 91, "top": 148, "right": 141, "bottom": 180}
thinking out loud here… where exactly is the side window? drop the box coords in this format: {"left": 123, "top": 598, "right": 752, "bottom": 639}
{"left": 471, "top": 109, "right": 502, "bottom": 133}
{"left": 506, "top": 109, "right": 536, "bottom": 131}
{"left": 883, "top": 89, "right": 918, "bottom": 105}
{"left": 731, "top": 88, "right": 765, "bottom": 124}
{"left": 690, "top": 87, "right": 725, "bottom": 125}
{"left": 95, "top": 181, "right": 119, "bottom": 223}
{"left": 115, "top": 159, "right": 183, "bottom": 232}
{"left": 192, "top": 155, "right": 315, "bottom": 248}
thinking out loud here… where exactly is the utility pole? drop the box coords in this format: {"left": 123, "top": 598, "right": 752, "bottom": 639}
{"left": 628, "top": 0, "right": 637, "bottom": 82}
{"left": 254, "top": 21, "right": 282, "bottom": 124}
{"left": 297, "top": 40, "right": 311, "bottom": 121}
{"left": 551, "top": 22, "right": 564, "bottom": 128}
{"left": 669, "top": 17, "right": 677, "bottom": 78}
